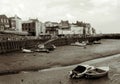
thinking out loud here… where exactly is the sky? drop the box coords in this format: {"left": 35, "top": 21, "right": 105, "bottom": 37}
{"left": 0, "top": 0, "right": 120, "bottom": 33}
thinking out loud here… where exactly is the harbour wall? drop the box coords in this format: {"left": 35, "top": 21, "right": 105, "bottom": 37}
{"left": 0, "top": 39, "right": 48, "bottom": 54}
{"left": 0, "top": 36, "right": 101, "bottom": 54}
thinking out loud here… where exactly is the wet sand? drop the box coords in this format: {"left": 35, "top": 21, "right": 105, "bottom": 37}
{"left": 0, "top": 53, "right": 119, "bottom": 84}
{"left": 0, "top": 39, "right": 119, "bottom": 84}
{"left": 0, "top": 39, "right": 120, "bottom": 73}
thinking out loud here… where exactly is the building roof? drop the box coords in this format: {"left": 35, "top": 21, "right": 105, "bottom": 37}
{"left": 29, "top": 19, "right": 39, "bottom": 22}
{"left": 22, "top": 19, "right": 39, "bottom": 23}
{"left": 0, "top": 14, "right": 8, "bottom": 18}
{"left": 9, "top": 15, "right": 21, "bottom": 19}
{"left": 22, "top": 20, "right": 33, "bottom": 23}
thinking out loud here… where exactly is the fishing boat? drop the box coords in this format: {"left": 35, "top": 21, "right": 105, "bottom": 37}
{"left": 69, "top": 65, "right": 94, "bottom": 79}
{"left": 85, "top": 66, "right": 109, "bottom": 78}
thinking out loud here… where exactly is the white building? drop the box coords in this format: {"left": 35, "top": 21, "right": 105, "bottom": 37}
{"left": 35, "top": 21, "right": 45, "bottom": 37}
{"left": 41, "top": 23, "right": 46, "bottom": 34}
{"left": 58, "top": 24, "right": 84, "bottom": 35}
{"left": 22, "top": 19, "right": 45, "bottom": 37}
{"left": 9, "top": 15, "right": 22, "bottom": 32}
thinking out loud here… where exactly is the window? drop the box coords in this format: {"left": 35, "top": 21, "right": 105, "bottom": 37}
{"left": 4, "top": 19, "right": 6, "bottom": 23}
{"left": 6, "top": 19, "right": 9, "bottom": 23}
{"left": 1, "top": 19, "right": 3, "bottom": 23}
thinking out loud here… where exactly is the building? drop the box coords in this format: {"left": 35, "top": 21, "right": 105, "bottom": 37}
{"left": 91, "top": 27, "right": 96, "bottom": 35}
{"left": 58, "top": 21, "right": 93, "bottom": 36}
{"left": 58, "top": 24, "right": 84, "bottom": 35}
{"left": 59, "top": 20, "right": 70, "bottom": 29}
{"left": 58, "top": 20, "right": 71, "bottom": 35}
{"left": 0, "top": 15, "right": 10, "bottom": 31}
{"left": 22, "top": 19, "right": 43, "bottom": 36}
{"left": 70, "top": 24, "right": 84, "bottom": 35}
{"left": 9, "top": 15, "right": 22, "bottom": 32}
{"left": 45, "top": 21, "right": 59, "bottom": 36}
{"left": 40, "top": 23, "right": 46, "bottom": 35}
{"left": 75, "top": 21, "right": 92, "bottom": 36}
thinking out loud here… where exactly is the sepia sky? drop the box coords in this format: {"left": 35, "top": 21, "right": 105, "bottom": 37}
{"left": 0, "top": 0, "right": 120, "bottom": 33}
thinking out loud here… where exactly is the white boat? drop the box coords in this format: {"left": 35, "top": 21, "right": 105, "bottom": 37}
{"left": 85, "top": 66, "right": 109, "bottom": 78}
{"left": 69, "top": 65, "right": 94, "bottom": 79}
{"left": 38, "top": 44, "right": 56, "bottom": 51}
{"left": 71, "top": 41, "right": 86, "bottom": 47}
{"left": 22, "top": 48, "right": 33, "bottom": 53}
{"left": 34, "top": 48, "right": 49, "bottom": 53}
{"left": 38, "top": 44, "right": 45, "bottom": 49}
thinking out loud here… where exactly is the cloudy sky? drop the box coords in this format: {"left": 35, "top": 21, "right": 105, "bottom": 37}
{"left": 0, "top": 0, "right": 120, "bottom": 33}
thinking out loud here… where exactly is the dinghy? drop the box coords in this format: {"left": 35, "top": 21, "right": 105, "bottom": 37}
{"left": 85, "top": 66, "right": 109, "bottom": 78}
{"left": 69, "top": 65, "right": 94, "bottom": 78}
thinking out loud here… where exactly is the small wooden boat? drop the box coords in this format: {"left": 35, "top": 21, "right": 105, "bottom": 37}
{"left": 22, "top": 48, "right": 33, "bottom": 53}
{"left": 69, "top": 65, "right": 94, "bottom": 79}
{"left": 85, "top": 66, "right": 109, "bottom": 78}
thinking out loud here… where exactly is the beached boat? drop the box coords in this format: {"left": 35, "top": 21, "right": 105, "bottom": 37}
{"left": 71, "top": 41, "right": 86, "bottom": 47}
{"left": 38, "top": 44, "right": 45, "bottom": 49}
{"left": 93, "top": 41, "right": 101, "bottom": 44}
{"left": 38, "top": 44, "right": 56, "bottom": 51}
{"left": 22, "top": 48, "right": 33, "bottom": 53}
{"left": 69, "top": 65, "right": 94, "bottom": 79}
{"left": 85, "top": 66, "right": 109, "bottom": 78}
{"left": 34, "top": 48, "right": 49, "bottom": 53}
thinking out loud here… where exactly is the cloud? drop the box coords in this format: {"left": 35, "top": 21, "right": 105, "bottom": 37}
{"left": 0, "top": 0, "right": 119, "bottom": 33}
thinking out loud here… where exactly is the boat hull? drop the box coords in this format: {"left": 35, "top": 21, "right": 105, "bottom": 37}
{"left": 85, "top": 67, "right": 109, "bottom": 78}
{"left": 69, "top": 65, "right": 94, "bottom": 79}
